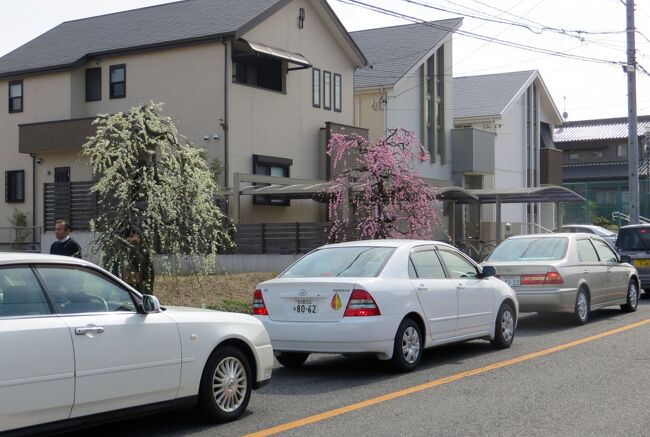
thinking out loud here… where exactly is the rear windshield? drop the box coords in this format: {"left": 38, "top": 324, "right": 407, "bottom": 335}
{"left": 281, "top": 246, "right": 396, "bottom": 278}
{"left": 487, "top": 237, "right": 568, "bottom": 262}
{"left": 617, "top": 228, "right": 650, "bottom": 251}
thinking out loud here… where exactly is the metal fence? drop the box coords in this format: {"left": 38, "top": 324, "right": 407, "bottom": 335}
{"left": 234, "top": 222, "right": 331, "bottom": 254}
{"left": 562, "top": 180, "right": 650, "bottom": 227}
{"left": 0, "top": 226, "right": 41, "bottom": 252}
{"left": 43, "top": 182, "right": 95, "bottom": 231}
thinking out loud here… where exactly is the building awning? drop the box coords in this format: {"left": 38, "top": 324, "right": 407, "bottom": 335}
{"left": 469, "top": 186, "right": 585, "bottom": 204}
{"left": 239, "top": 39, "right": 312, "bottom": 70}
{"left": 436, "top": 186, "right": 479, "bottom": 203}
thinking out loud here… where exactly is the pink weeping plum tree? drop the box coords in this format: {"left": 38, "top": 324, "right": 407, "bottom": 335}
{"left": 327, "top": 128, "right": 440, "bottom": 241}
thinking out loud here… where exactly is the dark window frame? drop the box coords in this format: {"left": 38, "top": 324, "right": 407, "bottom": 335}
{"left": 109, "top": 64, "right": 126, "bottom": 99}
{"left": 312, "top": 68, "right": 321, "bottom": 108}
{"left": 5, "top": 170, "right": 25, "bottom": 203}
{"left": 323, "top": 70, "right": 332, "bottom": 110}
{"left": 334, "top": 73, "right": 342, "bottom": 112}
{"left": 252, "top": 154, "right": 292, "bottom": 206}
{"left": 85, "top": 67, "right": 102, "bottom": 102}
{"left": 8, "top": 80, "right": 23, "bottom": 113}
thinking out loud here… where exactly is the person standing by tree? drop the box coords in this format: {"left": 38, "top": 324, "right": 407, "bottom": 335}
{"left": 50, "top": 219, "right": 82, "bottom": 258}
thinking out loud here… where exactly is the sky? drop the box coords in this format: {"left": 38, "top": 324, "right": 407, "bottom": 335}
{"left": 1, "top": 0, "right": 649, "bottom": 122}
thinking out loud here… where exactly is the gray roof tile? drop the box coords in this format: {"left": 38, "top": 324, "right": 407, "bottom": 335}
{"left": 453, "top": 70, "right": 537, "bottom": 119}
{"left": 351, "top": 18, "right": 462, "bottom": 89}
{"left": 554, "top": 116, "right": 650, "bottom": 142}
{"left": 0, "top": 0, "right": 285, "bottom": 77}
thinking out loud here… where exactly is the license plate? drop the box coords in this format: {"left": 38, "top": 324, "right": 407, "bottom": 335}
{"left": 500, "top": 275, "right": 521, "bottom": 287}
{"left": 634, "top": 259, "right": 650, "bottom": 268}
{"left": 292, "top": 299, "right": 318, "bottom": 314}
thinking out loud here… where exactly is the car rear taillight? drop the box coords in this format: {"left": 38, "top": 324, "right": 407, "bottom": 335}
{"left": 252, "top": 289, "right": 268, "bottom": 316}
{"left": 344, "top": 289, "right": 380, "bottom": 317}
{"left": 520, "top": 269, "right": 564, "bottom": 285}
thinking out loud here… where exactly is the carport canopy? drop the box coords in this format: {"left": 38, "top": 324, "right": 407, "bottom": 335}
{"left": 229, "top": 173, "right": 585, "bottom": 241}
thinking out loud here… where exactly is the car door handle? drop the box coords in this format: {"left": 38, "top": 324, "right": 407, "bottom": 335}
{"left": 75, "top": 325, "right": 105, "bottom": 335}
{"left": 583, "top": 270, "right": 589, "bottom": 275}
{"left": 416, "top": 286, "right": 428, "bottom": 291}
{"left": 457, "top": 285, "right": 466, "bottom": 291}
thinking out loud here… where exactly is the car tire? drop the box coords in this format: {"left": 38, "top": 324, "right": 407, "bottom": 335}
{"left": 621, "top": 280, "right": 639, "bottom": 312}
{"left": 391, "top": 318, "right": 422, "bottom": 372}
{"left": 491, "top": 303, "right": 515, "bottom": 349}
{"left": 276, "top": 352, "right": 309, "bottom": 367}
{"left": 573, "top": 288, "right": 590, "bottom": 325}
{"left": 198, "top": 345, "right": 252, "bottom": 423}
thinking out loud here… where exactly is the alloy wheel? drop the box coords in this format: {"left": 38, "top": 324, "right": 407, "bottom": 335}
{"left": 212, "top": 356, "right": 248, "bottom": 412}
{"left": 501, "top": 309, "right": 514, "bottom": 342}
{"left": 577, "top": 292, "right": 588, "bottom": 321}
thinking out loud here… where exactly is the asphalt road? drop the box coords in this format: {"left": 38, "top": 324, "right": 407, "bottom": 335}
{"left": 71, "top": 299, "right": 650, "bottom": 437}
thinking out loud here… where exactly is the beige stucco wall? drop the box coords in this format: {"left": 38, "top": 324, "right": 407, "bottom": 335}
{"left": 0, "top": 72, "right": 73, "bottom": 228}
{"left": 1, "top": 0, "right": 362, "bottom": 231}
{"left": 354, "top": 89, "right": 388, "bottom": 141}
{"left": 232, "top": 0, "right": 357, "bottom": 223}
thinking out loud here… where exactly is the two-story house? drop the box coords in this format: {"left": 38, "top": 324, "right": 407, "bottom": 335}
{"left": 453, "top": 70, "right": 564, "bottom": 239}
{"left": 555, "top": 115, "right": 650, "bottom": 224}
{"left": 350, "top": 19, "right": 463, "bottom": 239}
{"left": 0, "top": 0, "right": 366, "bottom": 251}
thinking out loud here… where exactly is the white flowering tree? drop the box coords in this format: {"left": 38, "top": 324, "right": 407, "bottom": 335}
{"left": 82, "top": 102, "right": 232, "bottom": 294}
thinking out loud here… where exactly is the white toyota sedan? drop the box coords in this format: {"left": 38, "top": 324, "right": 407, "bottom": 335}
{"left": 253, "top": 240, "right": 518, "bottom": 372}
{"left": 0, "top": 253, "right": 273, "bottom": 434}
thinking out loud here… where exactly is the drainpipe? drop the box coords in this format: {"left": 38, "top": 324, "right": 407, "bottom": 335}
{"left": 221, "top": 39, "right": 230, "bottom": 214}
{"left": 30, "top": 153, "right": 37, "bottom": 245}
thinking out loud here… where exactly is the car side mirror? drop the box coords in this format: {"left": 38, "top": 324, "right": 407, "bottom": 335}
{"left": 479, "top": 265, "right": 497, "bottom": 279}
{"left": 141, "top": 294, "right": 161, "bottom": 313}
{"left": 620, "top": 255, "right": 632, "bottom": 264}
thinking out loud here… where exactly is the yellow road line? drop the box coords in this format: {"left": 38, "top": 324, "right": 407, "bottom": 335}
{"left": 245, "top": 318, "right": 650, "bottom": 437}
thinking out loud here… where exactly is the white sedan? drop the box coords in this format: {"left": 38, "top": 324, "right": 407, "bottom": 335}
{"left": 253, "top": 240, "right": 518, "bottom": 372}
{"left": 0, "top": 253, "right": 273, "bottom": 434}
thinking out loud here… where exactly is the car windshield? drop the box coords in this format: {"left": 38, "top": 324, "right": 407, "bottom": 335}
{"left": 487, "top": 237, "right": 568, "bottom": 262}
{"left": 617, "top": 228, "right": 650, "bottom": 251}
{"left": 281, "top": 246, "right": 396, "bottom": 278}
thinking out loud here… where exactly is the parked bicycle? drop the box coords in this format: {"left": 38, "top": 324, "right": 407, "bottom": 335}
{"left": 455, "top": 238, "right": 497, "bottom": 262}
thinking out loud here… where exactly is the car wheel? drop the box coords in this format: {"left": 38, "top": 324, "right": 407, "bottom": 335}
{"left": 276, "top": 352, "right": 309, "bottom": 367}
{"left": 491, "top": 303, "right": 515, "bottom": 349}
{"left": 391, "top": 318, "right": 422, "bottom": 372}
{"left": 573, "top": 288, "right": 590, "bottom": 325}
{"left": 621, "top": 280, "right": 639, "bottom": 312}
{"left": 198, "top": 345, "right": 252, "bottom": 423}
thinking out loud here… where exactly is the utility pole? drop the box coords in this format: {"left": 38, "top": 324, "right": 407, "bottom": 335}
{"left": 627, "top": 0, "right": 640, "bottom": 224}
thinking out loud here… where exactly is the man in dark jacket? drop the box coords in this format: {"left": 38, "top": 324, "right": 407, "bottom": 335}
{"left": 50, "top": 220, "right": 82, "bottom": 258}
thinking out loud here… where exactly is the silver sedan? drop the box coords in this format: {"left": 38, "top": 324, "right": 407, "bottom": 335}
{"left": 482, "top": 233, "right": 639, "bottom": 324}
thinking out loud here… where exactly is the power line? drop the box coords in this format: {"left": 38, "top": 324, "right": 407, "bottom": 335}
{"left": 403, "top": 0, "right": 626, "bottom": 38}
{"left": 337, "top": 0, "right": 625, "bottom": 67}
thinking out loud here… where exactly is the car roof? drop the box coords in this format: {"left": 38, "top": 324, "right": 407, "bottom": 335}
{"left": 0, "top": 252, "right": 92, "bottom": 267}
{"left": 322, "top": 239, "right": 455, "bottom": 250}
{"left": 506, "top": 232, "right": 591, "bottom": 240}
{"left": 619, "top": 224, "right": 650, "bottom": 229}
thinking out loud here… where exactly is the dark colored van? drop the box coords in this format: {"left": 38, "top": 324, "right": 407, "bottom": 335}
{"left": 616, "top": 224, "right": 650, "bottom": 291}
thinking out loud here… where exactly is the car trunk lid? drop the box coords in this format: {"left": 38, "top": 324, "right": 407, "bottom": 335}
{"left": 258, "top": 278, "right": 359, "bottom": 322}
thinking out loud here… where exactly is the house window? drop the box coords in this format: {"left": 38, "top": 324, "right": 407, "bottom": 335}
{"left": 5, "top": 170, "right": 25, "bottom": 203}
{"left": 323, "top": 71, "right": 331, "bottom": 110}
{"left": 8, "top": 80, "right": 23, "bottom": 113}
{"left": 334, "top": 73, "right": 342, "bottom": 112}
{"left": 232, "top": 42, "right": 285, "bottom": 93}
{"left": 109, "top": 64, "right": 126, "bottom": 99}
{"left": 54, "top": 167, "right": 70, "bottom": 183}
{"left": 617, "top": 144, "right": 627, "bottom": 158}
{"left": 312, "top": 68, "right": 321, "bottom": 108}
{"left": 569, "top": 151, "right": 603, "bottom": 160}
{"left": 253, "top": 155, "right": 292, "bottom": 206}
{"left": 85, "top": 67, "right": 102, "bottom": 102}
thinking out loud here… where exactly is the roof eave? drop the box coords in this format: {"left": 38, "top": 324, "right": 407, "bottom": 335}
{"left": 0, "top": 32, "right": 234, "bottom": 79}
